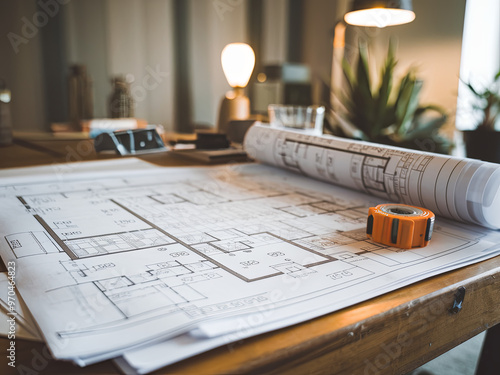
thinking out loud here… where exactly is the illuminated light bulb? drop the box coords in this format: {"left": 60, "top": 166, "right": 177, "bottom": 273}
{"left": 217, "top": 43, "right": 256, "bottom": 134}
{"left": 221, "top": 43, "right": 255, "bottom": 88}
{"left": 344, "top": 7, "right": 415, "bottom": 27}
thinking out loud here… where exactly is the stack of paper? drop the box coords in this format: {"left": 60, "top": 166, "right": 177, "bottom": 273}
{"left": 1, "top": 127, "right": 500, "bottom": 373}
{"left": 0, "top": 272, "right": 42, "bottom": 342}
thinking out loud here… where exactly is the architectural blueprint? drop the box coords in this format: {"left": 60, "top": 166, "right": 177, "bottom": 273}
{"left": 1, "top": 157, "right": 500, "bottom": 370}
{"left": 0, "top": 272, "right": 41, "bottom": 341}
{"left": 244, "top": 123, "right": 500, "bottom": 229}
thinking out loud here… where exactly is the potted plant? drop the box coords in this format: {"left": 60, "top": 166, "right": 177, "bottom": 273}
{"left": 461, "top": 71, "right": 500, "bottom": 163}
{"left": 332, "top": 42, "right": 452, "bottom": 155}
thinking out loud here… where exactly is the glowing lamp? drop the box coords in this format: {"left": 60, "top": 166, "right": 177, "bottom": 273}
{"left": 217, "top": 43, "right": 255, "bottom": 133}
{"left": 344, "top": 0, "right": 415, "bottom": 28}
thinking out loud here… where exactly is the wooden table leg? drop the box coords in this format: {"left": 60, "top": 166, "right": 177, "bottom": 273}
{"left": 475, "top": 323, "right": 500, "bottom": 375}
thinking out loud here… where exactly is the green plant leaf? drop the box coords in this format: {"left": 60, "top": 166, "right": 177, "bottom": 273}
{"left": 352, "top": 44, "right": 376, "bottom": 135}
{"left": 357, "top": 43, "right": 372, "bottom": 99}
{"left": 400, "top": 107, "right": 448, "bottom": 141}
{"left": 463, "top": 81, "right": 482, "bottom": 98}
{"left": 394, "top": 73, "right": 422, "bottom": 136}
{"left": 342, "top": 57, "right": 356, "bottom": 93}
{"left": 373, "top": 42, "right": 396, "bottom": 137}
{"left": 339, "top": 40, "right": 452, "bottom": 154}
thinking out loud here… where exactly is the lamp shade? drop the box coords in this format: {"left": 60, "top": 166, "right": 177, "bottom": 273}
{"left": 221, "top": 43, "right": 255, "bottom": 88}
{"left": 344, "top": 0, "right": 415, "bottom": 28}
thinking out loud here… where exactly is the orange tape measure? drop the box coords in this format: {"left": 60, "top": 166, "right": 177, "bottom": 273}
{"left": 367, "top": 204, "right": 435, "bottom": 249}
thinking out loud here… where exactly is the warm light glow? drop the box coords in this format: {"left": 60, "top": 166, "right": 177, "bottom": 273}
{"left": 257, "top": 73, "right": 267, "bottom": 83}
{"left": 344, "top": 8, "right": 415, "bottom": 27}
{"left": 0, "top": 91, "right": 11, "bottom": 103}
{"left": 221, "top": 43, "right": 255, "bottom": 88}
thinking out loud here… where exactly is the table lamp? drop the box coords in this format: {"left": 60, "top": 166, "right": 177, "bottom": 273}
{"left": 216, "top": 43, "right": 255, "bottom": 134}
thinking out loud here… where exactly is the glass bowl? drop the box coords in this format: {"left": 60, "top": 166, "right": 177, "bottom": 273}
{"left": 268, "top": 104, "right": 325, "bottom": 135}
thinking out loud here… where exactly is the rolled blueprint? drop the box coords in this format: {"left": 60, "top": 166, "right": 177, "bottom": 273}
{"left": 243, "top": 123, "right": 500, "bottom": 229}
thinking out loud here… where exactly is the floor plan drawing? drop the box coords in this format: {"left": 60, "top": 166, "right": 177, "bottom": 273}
{"left": 1, "top": 161, "right": 500, "bottom": 365}
{"left": 5, "top": 231, "right": 61, "bottom": 258}
{"left": 245, "top": 123, "right": 500, "bottom": 229}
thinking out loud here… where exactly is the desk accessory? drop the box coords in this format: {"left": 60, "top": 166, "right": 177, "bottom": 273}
{"left": 94, "top": 128, "right": 167, "bottom": 155}
{"left": 82, "top": 118, "right": 148, "bottom": 138}
{"left": 226, "top": 119, "right": 256, "bottom": 144}
{"left": 193, "top": 132, "right": 229, "bottom": 149}
{"left": 68, "top": 64, "right": 93, "bottom": 130}
{"left": 169, "top": 133, "right": 229, "bottom": 149}
{"left": 367, "top": 204, "right": 435, "bottom": 249}
{"left": 109, "top": 75, "right": 134, "bottom": 118}
{"left": 171, "top": 148, "right": 248, "bottom": 164}
{"left": 170, "top": 132, "right": 248, "bottom": 164}
{"left": 268, "top": 104, "right": 325, "bottom": 136}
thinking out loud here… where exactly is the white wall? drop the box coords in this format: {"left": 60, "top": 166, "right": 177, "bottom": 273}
{"left": 261, "top": 0, "right": 289, "bottom": 65}
{"left": 301, "top": 0, "right": 342, "bottom": 106}
{"left": 63, "top": 0, "right": 109, "bottom": 119}
{"left": 105, "top": 0, "right": 176, "bottom": 129}
{"left": 370, "top": 0, "right": 467, "bottom": 133}
{"left": 142, "top": 0, "right": 176, "bottom": 129}
{"left": 63, "top": 0, "right": 177, "bottom": 130}
{"left": 188, "top": 0, "right": 248, "bottom": 127}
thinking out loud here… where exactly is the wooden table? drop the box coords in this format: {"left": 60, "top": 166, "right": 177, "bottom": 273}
{"left": 1, "top": 134, "right": 499, "bottom": 375}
